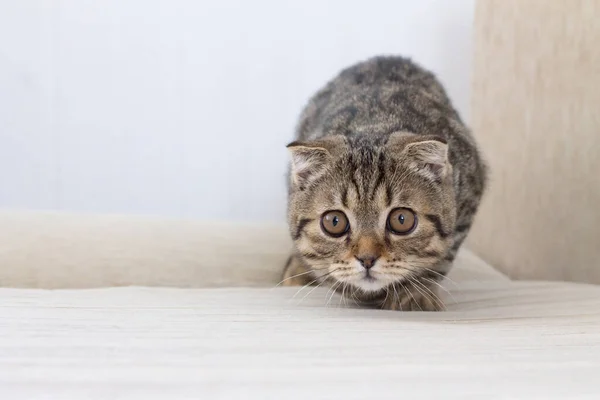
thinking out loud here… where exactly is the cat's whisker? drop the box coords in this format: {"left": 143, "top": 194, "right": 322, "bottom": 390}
{"left": 297, "top": 279, "right": 327, "bottom": 305}
{"left": 344, "top": 285, "right": 351, "bottom": 307}
{"left": 417, "top": 279, "right": 447, "bottom": 310}
{"left": 422, "top": 276, "right": 458, "bottom": 305}
{"left": 291, "top": 269, "right": 336, "bottom": 299}
{"left": 407, "top": 278, "right": 435, "bottom": 309}
{"left": 295, "top": 268, "right": 341, "bottom": 303}
{"left": 400, "top": 281, "right": 422, "bottom": 311}
{"left": 350, "top": 287, "right": 361, "bottom": 305}
{"left": 323, "top": 281, "right": 337, "bottom": 307}
{"left": 292, "top": 279, "right": 319, "bottom": 299}
{"left": 338, "top": 283, "right": 347, "bottom": 308}
{"left": 410, "top": 278, "right": 446, "bottom": 311}
{"left": 398, "top": 264, "right": 461, "bottom": 291}
{"left": 422, "top": 267, "right": 460, "bottom": 288}
{"left": 273, "top": 269, "right": 317, "bottom": 288}
{"left": 342, "top": 283, "right": 350, "bottom": 308}
{"left": 380, "top": 286, "right": 390, "bottom": 309}
{"left": 392, "top": 284, "right": 402, "bottom": 311}
{"left": 325, "top": 281, "right": 343, "bottom": 307}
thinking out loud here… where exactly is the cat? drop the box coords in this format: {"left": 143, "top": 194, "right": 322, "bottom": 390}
{"left": 281, "top": 56, "right": 487, "bottom": 311}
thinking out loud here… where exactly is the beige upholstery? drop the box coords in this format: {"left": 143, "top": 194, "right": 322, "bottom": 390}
{"left": 0, "top": 210, "right": 292, "bottom": 289}
{"left": 0, "top": 210, "right": 503, "bottom": 289}
{"left": 469, "top": 0, "right": 600, "bottom": 283}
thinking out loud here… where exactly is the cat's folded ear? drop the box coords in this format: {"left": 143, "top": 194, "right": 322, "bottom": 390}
{"left": 387, "top": 132, "right": 450, "bottom": 181}
{"left": 286, "top": 135, "right": 345, "bottom": 188}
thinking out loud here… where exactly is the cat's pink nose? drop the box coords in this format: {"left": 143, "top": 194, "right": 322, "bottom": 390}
{"left": 355, "top": 255, "right": 379, "bottom": 270}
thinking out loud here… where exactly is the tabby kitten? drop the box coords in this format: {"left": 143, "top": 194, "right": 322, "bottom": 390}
{"left": 282, "top": 56, "right": 486, "bottom": 311}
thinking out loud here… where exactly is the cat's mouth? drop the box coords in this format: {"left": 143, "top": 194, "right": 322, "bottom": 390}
{"left": 329, "top": 260, "right": 409, "bottom": 293}
{"left": 363, "top": 273, "right": 377, "bottom": 284}
{"left": 348, "top": 269, "right": 392, "bottom": 292}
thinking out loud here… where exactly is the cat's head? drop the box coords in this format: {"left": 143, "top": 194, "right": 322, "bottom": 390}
{"left": 287, "top": 132, "right": 456, "bottom": 294}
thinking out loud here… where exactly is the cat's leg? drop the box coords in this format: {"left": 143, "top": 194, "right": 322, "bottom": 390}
{"left": 380, "top": 281, "right": 444, "bottom": 311}
{"left": 280, "top": 254, "right": 315, "bottom": 287}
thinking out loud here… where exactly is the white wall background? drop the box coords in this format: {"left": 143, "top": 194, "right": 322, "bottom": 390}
{"left": 0, "top": 0, "right": 475, "bottom": 221}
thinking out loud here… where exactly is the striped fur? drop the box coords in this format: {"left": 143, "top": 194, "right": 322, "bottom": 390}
{"left": 282, "top": 56, "right": 487, "bottom": 311}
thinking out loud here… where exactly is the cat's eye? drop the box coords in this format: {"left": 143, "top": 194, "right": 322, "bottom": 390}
{"left": 387, "top": 208, "right": 417, "bottom": 235}
{"left": 320, "top": 210, "right": 350, "bottom": 237}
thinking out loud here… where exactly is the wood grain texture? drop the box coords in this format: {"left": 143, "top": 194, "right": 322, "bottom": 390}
{"left": 0, "top": 282, "right": 599, "bottom": 399}
{"left": 469, "top": 0, "right": 600, "bottom": 283}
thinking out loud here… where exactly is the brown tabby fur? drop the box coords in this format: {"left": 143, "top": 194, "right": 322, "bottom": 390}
{"left": 282, "top": 56, "right": 487, "bottom": 311}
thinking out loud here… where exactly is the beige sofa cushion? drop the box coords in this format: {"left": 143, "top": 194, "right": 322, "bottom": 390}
{"left": 469, "top": 0, "right": 600, "bottom": 283}
{"left": 0, "top": 210, "right": 504, "bottom": 289}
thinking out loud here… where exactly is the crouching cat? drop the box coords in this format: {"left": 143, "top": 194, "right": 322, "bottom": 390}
{"left": 282, "top": 56, "right": 487, "bottom": 311}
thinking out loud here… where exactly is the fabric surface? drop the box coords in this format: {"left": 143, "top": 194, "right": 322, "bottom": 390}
{"left": 1, "top": 280, "right": 600, "bottom": 399}
{"left": 0, "top": 210, "right": 504, "bottom": 289}
{"left": 0, "top": 210, "right": 291, "bottom": 288}
{"left": 469, "top": 0, "right": 600, "bottom": 283}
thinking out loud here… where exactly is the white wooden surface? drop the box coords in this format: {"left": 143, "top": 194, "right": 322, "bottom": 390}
{"left": 1, "top": 280, "right": 599, "bottom": 399}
